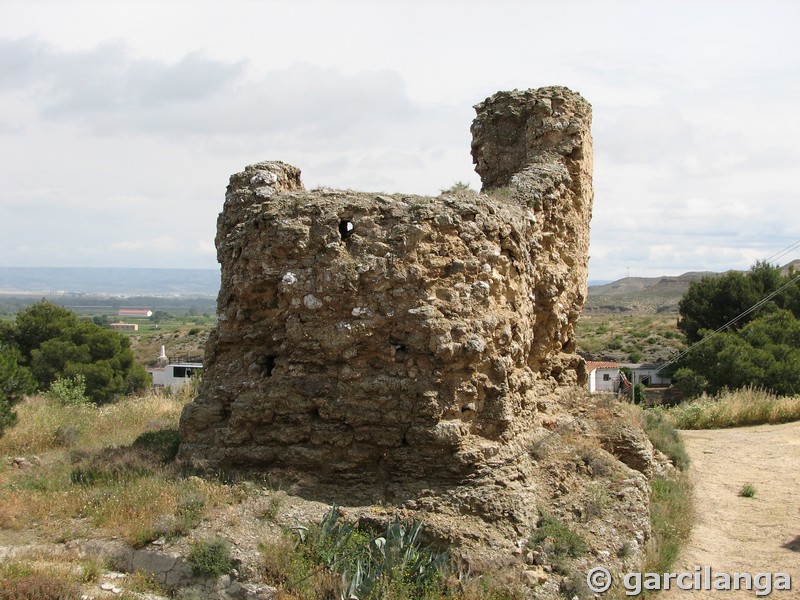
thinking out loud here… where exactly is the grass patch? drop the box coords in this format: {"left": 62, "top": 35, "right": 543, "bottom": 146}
{"left": 0, "top": 547, "right": 112, "bottom": 598}
{"left": 667, "top": 387, "right": 800, "bottom": 429}
{"left": 0, "top": 390, "right": 188, "bottom": 455}
{"left": 739, "top": 483, "right": 757, "bottom": 498}
{"left": 0, "top": 390, "right": 237, "bottom": 544}
{"left": 644, "top": 472, "right": 693, "bottom": 575}
{"left": 0, "top": 574, "right": 82, "bottom": 600}
{"left": 641, "top": 408, "right": 690, "bottom": 470}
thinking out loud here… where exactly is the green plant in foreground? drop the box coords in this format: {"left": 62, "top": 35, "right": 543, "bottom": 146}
{"left": 187, "top": 537, "right": 234, "bottom": 577}
{"left": 739, "top": 483, "right": 757, "bottom": 498}
{"left": 271, "top": 507, "right": 451, "bottom": 600}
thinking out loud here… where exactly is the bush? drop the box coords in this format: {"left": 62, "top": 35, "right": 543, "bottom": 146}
{"left": 70, "top": 446, "right": 157, "bottom": 485}
{"left": 528, "top": 513, "right": 587, "bottom": 559}
{"left": 132, "top": 428, "right": 181, "bottom": 463}
{"left": 633, "top": 383, "right": 647, "bottom": 405}
{"left": 47, "top": 375, "right": 90, "bottom": 406}
{"left": 188, "top": 537, "right": 234, "bottom": 577}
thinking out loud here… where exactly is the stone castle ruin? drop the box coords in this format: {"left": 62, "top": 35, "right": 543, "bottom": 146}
{"left": 178, "top": 86, "right": 594, "bottom": 487}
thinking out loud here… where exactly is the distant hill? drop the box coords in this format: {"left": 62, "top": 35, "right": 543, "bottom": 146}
{"left": 587, "top": 271, "right": 715, "bottom": 297}
{"left": 586, "top": 260, "right": 800, "bottom": 314}
{"left": 0, "top": 267, "right": 220, "bottom": 296}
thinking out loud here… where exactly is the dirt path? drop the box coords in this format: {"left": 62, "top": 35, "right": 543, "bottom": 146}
{"left": 659, "top": 421, "right": 800, "bottom": 598}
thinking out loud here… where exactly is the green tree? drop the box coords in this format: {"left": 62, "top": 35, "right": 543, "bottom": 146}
{"left": 0, "top": 345, "right": 36, "bottom": 434}
{"left": 678, "top": 262, "right": 796, "bottom": 343}
{"left": 9, "top": 301, "right": 148, "bottom": 403}
{"left": 681, "top": 308, "right": 800, "bottom": 396}
{"left": 672, "top": 367, "right": 707, "bottom": 399}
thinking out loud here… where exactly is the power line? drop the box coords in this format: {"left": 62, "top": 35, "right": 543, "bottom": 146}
{"left": 763, "top": 239, "right": 800, "bottom": 265}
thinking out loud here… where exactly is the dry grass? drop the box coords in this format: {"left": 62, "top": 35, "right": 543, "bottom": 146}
{"left": 667, "top": 387, "right": 800, "bottom": 429}
{"left": 0, "top": 388, "right": 239, "bottom": 545}
{"left": 0, "top": 388, "right": 188, "bottom": 456}
{"left": 0, "top": 546, "right": 166, "bottom": 597}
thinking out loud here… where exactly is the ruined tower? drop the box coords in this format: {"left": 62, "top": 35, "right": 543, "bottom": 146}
{"left": 178, "top": 86, "right": 593, "bottom": 484}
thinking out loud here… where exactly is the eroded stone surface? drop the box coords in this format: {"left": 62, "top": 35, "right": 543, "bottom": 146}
{"left": 178, "top": 87, "right": 594, "bottom": 485}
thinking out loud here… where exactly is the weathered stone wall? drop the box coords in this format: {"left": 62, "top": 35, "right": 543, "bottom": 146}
{"left": 178, "top": 86, "right": 593, "bottom": 485}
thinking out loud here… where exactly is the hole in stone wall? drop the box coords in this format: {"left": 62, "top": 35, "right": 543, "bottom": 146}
{"left": 394, "top": 344, "right": 406, "bottom": 362}
{"left": 339, "top": 219, "right": 354, "bottom": 240}
{"left": 264, "top": 356, "right": 276, "bottom": 377}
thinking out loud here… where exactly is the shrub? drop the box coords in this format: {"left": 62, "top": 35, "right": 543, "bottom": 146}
{"left": 560, "top": 569, "right": 592, "bottom": 600}
{"left": 47, "top": 375, "right": 90, "bottom": 406}
{"left": 132, "top": 428, "right": 180, "bottom": 463}
{"left": 441, "top": 181, "right": 472, "bottom": 194}
{"left": 187, "top": 537, "right": 234, "bottom": 577}
{"left": 528, "top": 514, "right": 587, "bottom": 559}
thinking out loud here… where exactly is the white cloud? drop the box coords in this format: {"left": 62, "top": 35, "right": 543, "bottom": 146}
{"left": 1, "top": 1, "right": 800, "bottom": 281}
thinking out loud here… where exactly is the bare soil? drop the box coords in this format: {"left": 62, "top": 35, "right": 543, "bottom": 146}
{"left": 661, "top": 421, "right": 800, "bottom": 598}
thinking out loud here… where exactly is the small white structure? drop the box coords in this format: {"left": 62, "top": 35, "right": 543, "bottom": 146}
{"left": 586, "top": 361, "right": 622, "bottom": 393}
{"left": 149, "top": 362, "right": 203, "bottom": 390}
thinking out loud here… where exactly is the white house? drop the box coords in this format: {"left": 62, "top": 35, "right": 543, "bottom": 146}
{"left": 586, "top": 361, "right": 622, "bottom": 393}
{"left": 149, "top": 363, "right": 203, "bottom": 390}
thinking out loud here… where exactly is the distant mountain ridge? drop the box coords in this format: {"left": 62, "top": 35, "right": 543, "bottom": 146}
{"left": 587, "top": 271, "right": 715, "bottom": 297}
{"left": 586, "top": 259, "right": 800, "bottom": 313}
{"left": 0, "top": 267, "right": 220, "bottom": 296}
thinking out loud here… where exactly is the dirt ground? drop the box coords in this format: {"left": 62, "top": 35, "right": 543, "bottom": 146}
{"left": 659, "top": 421, "right": 800, "bottom": 598}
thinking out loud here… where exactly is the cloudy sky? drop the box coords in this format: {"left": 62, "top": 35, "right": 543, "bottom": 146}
{"left": 1, "top": 0, "right": 798, "bottom": 282}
